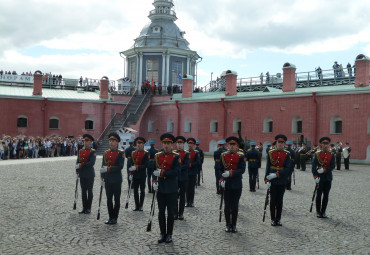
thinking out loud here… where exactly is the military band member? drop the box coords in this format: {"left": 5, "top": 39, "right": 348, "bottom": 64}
{"left": 129, "top": 137, "right": 149, "bottom": 211}
{"left": 343, "top": 142, "right": 351, "bottom": 170}
{"left": 265, "top": 134, "right": 291, "bottom": 226}
{"left": 75, "top": 134, "right": 96, "bottom": 214}
{"left": 295, "top": 143, "right": 301, "bottom": 169}
{"left": 152, "top": 133, "right": 180, "bottom": 243}
{"left": 246, "top": 141, "right": 260, "bottom": 192}
{"left": 195, "top": 140, "right": 204, "bottom": 186}
{"left": 100, "top": 132, "right": 125, "bottom": 224}
{"left": 147, "top": 139, "right": 158, "bottom": 193}
{"left": 219, "top": 136, "right": 246, "bottom": 233}
{"left": 174, "top": 136, "right": 190, "bottom": 220}
{"left": 257, "top": 142, "right": 263, "bottom": 168}
{"left": 285, "top": 141, "right": 296, "bottom": 190}
{"left": 186, "top": 138, "right": 200, "bottom": 207}
{"left": 335, "top": 142, "right": 342, "bottom": 170}
{"left": 214, "top": 139, "right": 226, "bottom": 194}
{"left": 124, "top": 138, "right": 135, "bottom": 187}
{"left": 312, "top": 137, "right": 335, "bottom": 218}
{"left": 299, "top": 143, "right": 308, "bottom": 171}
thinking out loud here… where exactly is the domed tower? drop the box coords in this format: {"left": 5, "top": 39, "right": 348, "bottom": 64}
{"left": 120, "top": 0, "right": 200, "bottom": 91}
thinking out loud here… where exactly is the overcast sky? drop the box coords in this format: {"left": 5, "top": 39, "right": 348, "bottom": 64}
{"left": 1, "top": 0, "right": 369, "bottom": 86}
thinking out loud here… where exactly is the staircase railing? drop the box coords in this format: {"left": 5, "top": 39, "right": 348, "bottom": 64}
{"left": 97, "top": 88, "right": 137, "bottom": 142}
{"left": 119, "top": 90, "right": 151, "bottom": 130}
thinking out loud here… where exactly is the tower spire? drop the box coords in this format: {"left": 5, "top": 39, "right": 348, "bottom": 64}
{"left": 149, "top": 0, "right": 177, "bottom": 21}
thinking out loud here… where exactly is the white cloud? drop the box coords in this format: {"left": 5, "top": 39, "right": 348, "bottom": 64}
{"left": 0, "top": 0, "right": 369, "bottom": 83}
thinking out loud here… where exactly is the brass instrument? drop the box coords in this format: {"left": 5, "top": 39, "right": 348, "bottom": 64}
{"left": 306, "top": 146, "right": 319, "bottom": 155}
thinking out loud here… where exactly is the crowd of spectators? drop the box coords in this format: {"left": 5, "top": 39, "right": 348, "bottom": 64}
{"left": 43, "top": 72, "right": 63, "bottom": 85}
{"left": 0, "top": 135, "right": 97, "bottom": 160}
{"left": 0, "top": 70, "right": 33, "bottom": 76}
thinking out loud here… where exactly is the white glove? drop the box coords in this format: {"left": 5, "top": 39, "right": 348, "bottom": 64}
{"left": 153, "top": 182, "right": 158, "bottom": 191}
{"left": 222, "top": 171, "right": 230, "bottom": 178}
{"left": 220, "top": 180, "right": 225, "bottom": 188}
{"left": 129, "top": 166, "right": 136, "bottom": 172}
{"left": 266, "top": 182, "right": 271, "bottom": 189}
{"left": 75, "top": 164, "right": 80, "bottom": 169}
{"left": 153, "top": 169, "right": 161, "bottom": 177}
{"left": 129, "top": 175, "right": 133, "bottom": 181}
{"left": 315, "top": 177, "right": 320, "bottom": 184}
{"left": 100, "top": 166, "right": 108, "bottom": 173}
{"left": 100, "top": 179, "right": 105, "bottom": 186}
{"left": 317, "top": 168, "right": 324, "bottom": 174}
{"left": 266, "top": 173, "right": 277, "bottom": 180}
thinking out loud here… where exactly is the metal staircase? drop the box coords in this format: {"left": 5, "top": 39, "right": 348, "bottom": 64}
{"left": 96, "top": 91, "right": 151, "bottom": 154}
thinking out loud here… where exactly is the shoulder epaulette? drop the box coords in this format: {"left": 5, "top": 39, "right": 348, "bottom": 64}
{"left": 118, "top": 149, "right": 123, "bottom": 152}
{"left": 237, "top": 151, "right": 244, "bottom": 156}
{"left": 155, "top": 151, "right": 163, "bottom": 156}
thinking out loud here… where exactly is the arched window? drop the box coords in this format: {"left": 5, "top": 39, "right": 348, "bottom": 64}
{"left": 17, "top": 115, "right": 28, "bottom": 128}
{"left": 184, "top": 119, "right": 192, "bottom": 133}
{"left": 210, "top": 119, "right": 218, "bottom": 133}
{"left": 368, "top": 117, "right": 370, "bottom": 135}
{"left": 233, "top": 118, "right": 241, "bottom": 133}
{"left": 85, "top": 118, "right": 94, "bottom": 130}
{"left": 330, "top": 116, "right": 342, "bottom": 134}
{"left": 292, "top": 116, "right": 302, "bottom": 134}
{"left": 263, "top": 117, "right": 273, "bottom": 133}
{"left": 167, "top": 119, "right": 174, "bottom": 133}
{"left": 49, "top": 116, "right": 59, "bottom": 129}
{"left": 148, "top": 120, "right": 154, "bottom": 132}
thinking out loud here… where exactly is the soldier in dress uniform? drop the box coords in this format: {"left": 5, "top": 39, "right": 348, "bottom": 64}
{"left": 147, "top": 139, "right": 158, "bottom": 193}
{"left": 265, "top": 142, "right": 272, "bottom": 158}
{"left": 214, "top": 139, "right": 226, "bottom": 194}
{"left": 285, "top": 141, "right": 296, "bottom": 190}
{"left": 100, "top": 132, "right": 125, "bottom": 225}
{"left": 195, "top": 140, "right": 204, "bottom": 186}
{"left": 219, "top": 136, "right": 246, "bottom": 233}
{"left": 335, "top": 142, "right": 343, "bottom": 170}
{"left": 75, "top": 134, "right": 96, "bottom": 214}
{"left": 299, "top": 143, "right": 308, "bottom": 171}
{"left": 185, "top": 138, "right": 200, "bottom": 207}
{"left": 125, "top": 139, "right": 135, "bottom": 187}
{"left": 246, "top": 141, "right": 260, "bottom": 192}
{"left": 312, "top": 137, "right": 335, "bottom": 218}
{"left": 129, "top": 137, "right": 149, "bottom": 211}
{"left": 265, "top": 134, "right": 291, "bottom": 226}
{"left": 343, "top": 142, "right": 351, "bottom": 170}
{"left": 174, "top": 136, "right": 190, "bottom": 220}
{"left": 152, "top": 133, "right": 180, "bottom": 243}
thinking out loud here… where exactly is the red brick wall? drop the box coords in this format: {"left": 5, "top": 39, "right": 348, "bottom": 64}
{"left": 136, "top": 93, "right": 370, "bottom": 159}
{"left": 0, "top": 98, "right": 126, "bottom": 138}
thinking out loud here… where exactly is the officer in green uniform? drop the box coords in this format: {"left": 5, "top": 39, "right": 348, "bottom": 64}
{"left": 75, "top": 134, "right": 96, "bottom": 214}
{"left": 152, "top": 133, "right": 180, "bottom": 243}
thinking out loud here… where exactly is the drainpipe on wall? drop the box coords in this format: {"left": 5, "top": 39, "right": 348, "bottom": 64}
{"left": 102, "top": 101, "right": 106, "bottom": 133}
{"left": 312, "top": 92, "right": 317, "bottom": 144}
{"left": 176, "top": 100, "right": 180, "bottom": 136}
{"left": 221, "top": 98, "right": 226, "bottom": 138}
{"left": 42, "top": 98, "right": 48, "bottom": 137}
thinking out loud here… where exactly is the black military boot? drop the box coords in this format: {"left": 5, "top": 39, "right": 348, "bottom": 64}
{"left": 79, "top": 209, "right": 86, "bottom": 214}
{"left": 139, "top": 194, "right": 145, "bottom": 211}
{"left": 225, "top": 212, "right": 231, "bottom": 232}
{"left": 165, "top": 234, "right": 173, "bottom": 243}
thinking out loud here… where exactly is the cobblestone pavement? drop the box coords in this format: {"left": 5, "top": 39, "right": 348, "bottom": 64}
{"left": 0, "top": 156, "right": 369, "bottom": 255}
